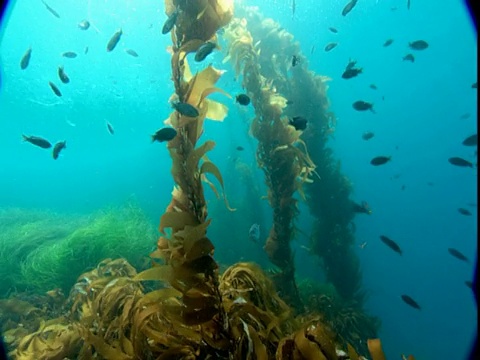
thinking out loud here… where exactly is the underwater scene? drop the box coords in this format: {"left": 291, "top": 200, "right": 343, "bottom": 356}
{"left": 0, "top": 0, "right": 477, "bottom": 359}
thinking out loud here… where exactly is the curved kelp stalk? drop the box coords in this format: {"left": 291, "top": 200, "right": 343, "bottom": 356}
{"left": 222, "top": 17, "right": 318, "bottom": 310}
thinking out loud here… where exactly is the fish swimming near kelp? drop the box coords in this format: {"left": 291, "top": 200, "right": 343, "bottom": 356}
{"left": 353, "top": 100, "right": 375, "bottom": 113}
{"left": 151, "top": 128, "right": 177, "bottom": 143}
{"left": 162, "top": 8, "right": 179, "bottom": 35}
{"left": 448, "top": 248, "right": 469, "bottom": 262}
{"left": 379, "top": 235, "right": 402, "bottom": 255}
{"left": 289, "top": 116, "right": 308, "bottom": 131}
{"left": 107, "top": 29, "right": 122, "bottom": 52}
{"left": 401, "top": 294, "right": 421, "bottom": 310}
{"left": 235, "top": 94, "right": 250, "bottom": 106}
{"left": 195, "top": 41, "right": 216, "bottom": 62}
{"left": 172, "top": 102, "right": 199, "bottom": 117}
{"left": 370, "top": 156, "right": 391, "bottom": 166}
{"left": 20, "top": 47, "right": 32, "bottom": 70}
{"left": 22, "top": 135, "right": 52, "bottom": 149}
{"left": 52, "top": 140, "right": 67, "bottom": 159}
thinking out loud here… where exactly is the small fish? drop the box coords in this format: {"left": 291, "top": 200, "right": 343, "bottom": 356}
{"left": 380, "top": 235, "right": 402, "bottom": 254}
{"left": 58, "top": 66, "right": 69, "bottom": 84}
{"left": 409, "top": 40, "right": 429, "bottom": 50}
{"left": 401, "top": 295, "right": 421, "bottom": 310}
{"left": 402, "top": 53, "right": 415, "bottom": 62}
{"left": 125, "top": 49, "right": 139, "bottom": 57}
{"left": 353, "top": 100, "right": 375, "bottom": 112}
{"left": 342, "top": 67, "right": 362, "bottom": 79}
{"left": 369, "top": 84, "right": 378, "bottom": 90}
{"left": 162, "top": 8, "right": 179, "bottom": 35}
{"left": 236, "top": 94, "right": 250, "bottom": 106}
{"left": 352, "top": 201, "right": 372, "bottom": 214}
{"left": 324, "top": 42, "right": 338, "bottom": 52}
{"left": 292, "top": 0, "right": 296, "bottom": 17}
{"left": 41, "top": 0, "right": 60, "bottom": 18}
{"left": 448, "top": 157, "right": 474, "bottom": 168}
{"left": 78, "top": 19, "right": 90, "bottom": 30}
{"left": 172, "top": 102, "right": 199, "bottom": 117}
{"left": 107, "top": 29, "right": 122, "bottom": 52}
{"left": 292, "top": 55, "right": 300, "bottom": 67}
{"left": 448, "top": 248, "right": 469, "bottom": 262}
{"left": 383, "top": 39, "right": 394, "bottom": 47}
{"left": 371, "top": 156, "right": 391, "bottom": 166}
{"left": 462, "top": 134, "right": 477, "bottom": 146}
{"left": 460, "top": 113, "right": 471, "bottom": 119}
{"left": 465, "top": 280, "right": 473, "bottom": 289}
{"left": 458, "top": 208, "right": 472, "bottom": 216}
{"left": 310, "top": 45, "right": 315, "bottom": 54}
{"left": 362, "top": 131, "right": 374, "bottom": 140}
{"left": 22, "top": 134, "right": 52, "bottom": 149}
{"left": 472, "top": 82, "right": 478, "bottom": 89}
{"left": 342, "top": 0, "right": 358, "bottom": 16}
{"left": 249, "top": 223, "right": 260, "bottom": 243}
{"left": 236, "top": 146, "right": 244, "bottom": 151}
{"left": 289, "top": 116, "right": 307, "bottom": 131}
{"left": 194, "top": 41, "right": 216, "bottom": 62}
{"left": 151, "top": 127, "right": 177, "bottom": 143}
{"left": 106, "top": 121, "right": 114, "bottom": 135}
{"left": 407, "top": 0, "right": 411, "bottom": 10}
{"left": 84, "top": 46, "right": 89, "bottom": 54}
{"left": 328, "top": 27, "right": 338, "bottom": 33}
{"left": 48, "top": 81, "right": 62, "bottom": 97}
{"left": 20, "top": 47, "right": 32, "bottom": 70}
{"left": 62, "top": 51, "right": 77, "bottom": 58}
{"left": 401, "top": 184, "right": 406, "bottom": 191}
{"left": 52, "top": 140, "right": 66, "bottom": 159}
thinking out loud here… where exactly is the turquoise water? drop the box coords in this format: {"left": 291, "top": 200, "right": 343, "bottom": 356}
{"left": 0, "top": 0, "right": 477, "bottom": 359}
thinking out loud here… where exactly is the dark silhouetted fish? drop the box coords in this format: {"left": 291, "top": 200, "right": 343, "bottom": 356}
{"left": 62, "top": 51, "right": 77, "bottom": 58}
{"left": 409, "top": 40, "right": 429, "bottom": 50}
{"left": 78, "top": 19, "right": 90, "bottom": 30}
{"left": 353, "top": 100, "right": 375, "bottom": 112}
{"left": 235, "top": 94, "right": 250, "bottom": 106}
{"left": 448, "top": 248, "right": 469, "bottom": 262}
{"left": 236, "top": 146, "right": 244, "bottom": 151}
{"left": 342, "top": 67, "right": 362, "bottom": 79}
{"left": 380, "top": 235, "right": 402, "bottom": 254}
{"left": 48, "top": 81, "right": 62, "bottom": 97}
{"left": 162, "top": 8, "right": 179, "bottom": 34}
{"left": 328, "top": 27, "right": 338, "bottom": 33}
{"left": 462, "top": 134, "right": 477, "bottom": 146}
{"left": 383, "top": 39, "right": 394, "bottom": 47}
{"left": 52, "top": 140, "right": 66, "bottom": 159}
{"left": 20, "top": 47, "right": 32, "bottom": 70}
{"left": 22, "top": 135, "right": 52, "bottom": 149}
{"left": 195, "top": 41, "right": 216, "bottom": 62}
{"left": 407, "top": 0, "right": 411, "bottom": 10}
{"left": 289, "top": 116, "right": 308, "bottom": 131}
{"left": 362, "top": 131, "right": 374, "bottom": 140}
{"left": 472, "top": 82, "right": 478, "bottom": 89}
{"left": 342, "top": 0, "right": 358, "bottom": 16}
{"left": 106, "top": 121, "right": 114, "bottom": 135}
{"left": 401, "top": 295, "right": 421, "bottom": 310}
{"left": 151, "top": 128, "right": 177, "bottom": 143}
{"left": 371, "top": 156, "right": 391, "bottom": 166}
{"left": 324, "top": 42, "right": 337, "bottom": 52}
{"left": 125, "top": 49, "right": 139, "bottom": 57}
{"left": 58, "top": 66, "right": 70, "bottom": 84}
{"left": 369, "top": 84, "right": 378, "bottom": 90}
{"left": 172, "top": 102, "right": 199, "bottom": 117}
{"left": 41, "top": 0, "right": 60, "bottom": 18}
{"left": 107, "top": 29, "right": 122, "bottom": 52}
{"left": 448, "top": 157, "right": 474, "bottom": 168}
{"left": 403, "top": 53, "right": 415, "bottom": 62}
{"left": 458, "top": 208, "right": 472, "bottom": 216}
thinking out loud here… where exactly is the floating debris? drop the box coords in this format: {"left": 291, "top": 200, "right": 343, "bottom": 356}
{"left": 107, "top": 29, "right": 122, "bottom": 52}
{"left": 52, "top": 140, "right": 67, "bottom": 159}
{"left": 22, "top": 135, "right": 52, "bottom": 149}
{"left": 409, "top": 40, "right": 429, "bottom": 50}
{"left": 151, "top": 127, "right": 177, "bottom": 143}
{"left": 380, "top": 235, "right": 402, "bottom": 255}
{"left": 448, "top": 248, "right": 469, "bottom": 262}
{"left": 401, "top": 295, "right": 421, "bottom": 310}
{"left": 20, "top": 47, "right": 32, "bottom": 69}
{"left": 235, "top": 94, "right": 250, "bottom": 106}
{"left": 448, "top": 157, "right": 474, "bottom": 168}
{"left": 48, "top": 81, "right": 62, "bottom": 97}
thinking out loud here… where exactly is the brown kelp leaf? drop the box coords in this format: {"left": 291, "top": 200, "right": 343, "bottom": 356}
{"left": 276, "top": 338, "right": 295, "bottom": 359}
{"left": 248, "top": 324, "right": 268, "bottom": 360}
{"left": 186, "top": 140, "right": 216, "bottom": 174}
{"left": 200, "top": 160, "right": 236, "bottom": 211}
{"left": 183, "top": 304, "right": 218, "bottom": 325}
{"left": 187, "top": 65, "right": 224, "bottom": 107}
{"left": 184, "top": 236, "right": 215, "bottom": 261}
{"left": 84, "top": 330, "right": 133, "bottom": 360}
{"left": 347, "top": 343, "right": 360, "bottom": 360}
{"left": 177, "top": 220, "right": 210, "bottom": 244}
{"left": 134, "top": 265, "right": 172, "bottom": 282}
{"left": 159, "top": 212, "right": 199, "bottom": 234}
{"left": 367, "top": 338, "right": 387, "bottom": 360}
{"left": 294, "top": 329, "right": 328, "bottom": 360}
{"left": 204, "top": 99, "right": 229, "bottom": 121}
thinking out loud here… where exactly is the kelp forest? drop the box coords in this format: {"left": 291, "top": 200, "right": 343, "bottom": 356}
{"left": 0, "top": 1, "right": 416, "bottom": 359}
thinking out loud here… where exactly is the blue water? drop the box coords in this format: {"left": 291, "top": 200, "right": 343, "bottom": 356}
{"left": 0, "top": 0, "right": 477, "bottom": 359}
